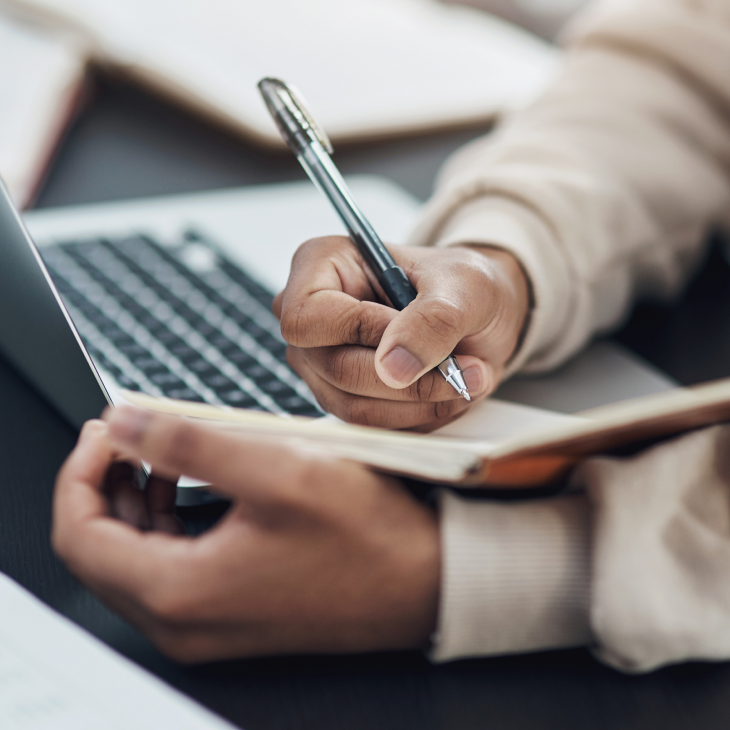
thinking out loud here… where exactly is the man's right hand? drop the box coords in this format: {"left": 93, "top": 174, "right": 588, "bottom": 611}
{"left": 274, "top": 236, "right": 530, "bottom": 432}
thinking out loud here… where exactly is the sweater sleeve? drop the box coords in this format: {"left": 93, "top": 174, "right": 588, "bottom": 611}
{"left": 408, "top": 0, "right": 730, "bottom": 374}
{"left": 432, "top": 425, "right": 730, "bottom": 672}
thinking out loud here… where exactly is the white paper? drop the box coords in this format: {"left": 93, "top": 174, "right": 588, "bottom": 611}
{"left": 0, "top": 574, "right": 237, "bottom": 730}
{"left": 0, "top": 14, "right": 84, "bottom": 207}
{"left": 494, "top": 341, "right": 678, "bottom": 414}
{"left": 1, "top": 0, "right": 560, "bottom": 143}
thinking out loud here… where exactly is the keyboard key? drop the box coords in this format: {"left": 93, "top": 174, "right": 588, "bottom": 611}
{"left": 42, "top": 232, "right": 322, "bottom": 419}
{"left": 203, "top": 374, "right": 236, "bottom": 389}
{"left": 219, "top": 390, "right": 258, "bottom": 407}
{"left": 163, "top": 387, "right": 204, "bottom": 402}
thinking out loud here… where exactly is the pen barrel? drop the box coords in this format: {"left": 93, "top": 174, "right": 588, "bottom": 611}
{"left": 296, "top": 143, "right": 399, "bottom": 271}
{"left": 378, "top": 267, "right": 418, "bottom": 311}
{"left": 294, "top": 136, "right": 418, "bottom": 309}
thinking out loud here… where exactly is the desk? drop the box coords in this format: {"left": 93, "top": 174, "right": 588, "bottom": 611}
{"left": 4, "top": 76, "right": 730, "bottom": 730}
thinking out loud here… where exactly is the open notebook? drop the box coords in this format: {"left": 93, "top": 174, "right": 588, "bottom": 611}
{"left": 122, "top": 377, "right": 730, "bottom": 488}
{"left": 0, "top": 0, "right": 559, "bottom": 148}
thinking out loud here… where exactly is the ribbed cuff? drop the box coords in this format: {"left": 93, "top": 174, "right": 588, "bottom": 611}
{"left": 410, "top": 195, "right": 575, "bottom": 377}
{"left": 430, "top": 491, "right": 592, "bottom": 662}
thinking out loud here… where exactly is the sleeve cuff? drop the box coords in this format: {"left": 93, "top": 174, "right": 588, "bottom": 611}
{"left": 430, "top": 490, "right": 592, "bottom": 662}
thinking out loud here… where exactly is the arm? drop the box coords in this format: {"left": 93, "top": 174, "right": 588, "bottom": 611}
{"left": 420, "top": 0, "right": 730, "bottom": 670}
{"left": 52, "top": 411, "right": 440, "bottom": 662}
{"left": 277, "top": 0, "right": 730, "bottom": 429}
{"left": 53, "top": 410, "right": 730, "bottom": 672}
{"left": 410, "top": 0, "right": 730, "bottom": 373}
{"left": 435, "top": 424, "right": 730, "bottom": 672}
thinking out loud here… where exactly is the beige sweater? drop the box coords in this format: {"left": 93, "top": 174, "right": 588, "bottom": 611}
{"left": 410, "top": 0, "right": 730, "bottom": 672}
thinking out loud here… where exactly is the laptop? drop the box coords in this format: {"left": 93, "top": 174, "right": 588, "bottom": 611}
{"left": 0, "top": 175, "right": 421, "bottom": 503}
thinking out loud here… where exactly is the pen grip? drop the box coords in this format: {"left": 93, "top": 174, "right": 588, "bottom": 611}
{"left": 379, "top": 267, "right": 418, "bottom": 311}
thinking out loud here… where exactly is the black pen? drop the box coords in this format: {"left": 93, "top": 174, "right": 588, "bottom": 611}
{"left": 258, "top": 78, "right": 470, "bottom": 401}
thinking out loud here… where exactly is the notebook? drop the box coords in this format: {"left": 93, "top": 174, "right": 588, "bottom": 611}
{"left": 0, "top": 12, "right": 85, "bottom": 207}
{"left": 122, "top": 377, "right": 730, "bottom": 488}
{"left": 0, "top": 0, "right": 560, "bottom": 146}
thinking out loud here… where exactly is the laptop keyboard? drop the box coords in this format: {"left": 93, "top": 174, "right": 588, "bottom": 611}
{"left": 40, "top": 231, "right": 322, "bottom": 418}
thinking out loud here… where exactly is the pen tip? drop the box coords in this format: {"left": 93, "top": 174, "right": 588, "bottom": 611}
{"left": 462, "top": 390, "right": 471, "bottom": 402}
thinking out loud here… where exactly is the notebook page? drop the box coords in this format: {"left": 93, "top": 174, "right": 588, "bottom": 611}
{"left": 3, "top": 0, "right": 560, "bottom": 143}
{"left": 120, "top": 390, "right": 580, "bottom": 483}
{"left": 434, "top": 397, "right": 582, "bottom": 441}
{"left": 0, "top": 14, "right": 84, "bottom": 207}
{"left": 0, "top": 573, "right": 237, "bottom": 729}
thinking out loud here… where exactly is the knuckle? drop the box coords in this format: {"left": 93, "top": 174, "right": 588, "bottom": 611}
{"left": 285, "top": 345, "right": 305, "bottom": 375}
{"left": 337, "top": 396, "right": 375, "bottom": 427}
{"left": 153, "top": 630, "right": 216, "bottom": 664}
{"left": 415, "top": 297, "right": 465, "bottom": 340}
{"left": 293, "top": 236, "right": 332, "bottom": 261}
{"left": 291, "top": 456, "right": 329, "bottom": 492}
{"left": 325, "top": 347, "right": 370, "bottom": 393}
{"left": 151, "top": 629, "right": 189, "bottom": 662}
{"left": 279, "top": 303, "right": 308, "bottom": 346}
{"left": 408, "top": 398, "right": 467, "bottom": 433}
{"left": 414, "top": 374, "right": 438, "bottom": 402}
{"left": 159, "top": 421, "right": 202, "bottom": 474}
{"left": 325, "top": 347, "right": 348, "bottom": 384}
{"left": 349, "top": 303, "right": 386, "bottom": 347}
{"left": 262, "top": 455, "right": 327, "bottom": 513}
{"left": 432, "top": 398, "right": 461, "bottom": 423}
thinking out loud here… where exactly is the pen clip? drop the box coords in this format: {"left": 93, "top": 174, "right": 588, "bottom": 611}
{"left": 258, "top": 78, "right": 334, "bottom": 154}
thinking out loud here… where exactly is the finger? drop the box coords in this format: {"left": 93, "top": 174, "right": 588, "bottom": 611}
{"left": 53, "top": 420, "right": 185, "bottom": 596}
{"left": 282, "top": 292, "right": 395, "bottom": 349}
{"left": 103, "top": 406, "right": 385, "bottom": 503}
{"left": 104, "top": 461, "right": 151, "bottom": 530}
{"left": 288, "top": 357, "right": 473, "bottom": 430}
{"left": 286, "top": 236, "right": 377, "bottom": 302}
{"left": 288, "top": 344, "right": 489, "bottom": 402}
{"left": 279, "top": 236, "right": 396, "bottom": 348}
{"left": 272, "top": 290, "right": 283, "bottom": 320}
{"left": 145, "top": 472, "right": 185, "bottom": 535}
{"left": 372, "top": 245, "right": 528, "bottom": 390}
{"left": 374, "top": 290, "right": 492, "bottom": 391}
{"left": 54, "top": 420, "right": 114, "bottom": 531}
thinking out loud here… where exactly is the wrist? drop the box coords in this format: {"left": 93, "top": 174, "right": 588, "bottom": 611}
{"left": 384, "top": 499, "right": 441, "bottom": 650}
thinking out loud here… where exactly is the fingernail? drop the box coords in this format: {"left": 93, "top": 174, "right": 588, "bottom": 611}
{"left": 463, "top": 365, "right": 487, "bottom": 396}
{"left": 381, "top": 347, "right": 423, "bottom": 385}
{"left": 79, "top": 419, "right": 107, "bottom": 443}
{"left": 108, "top": 406, "right": 150, "bottom": 447}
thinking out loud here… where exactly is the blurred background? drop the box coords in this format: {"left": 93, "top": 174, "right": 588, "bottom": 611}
{"left": 0, "top": 0, "right": 587, "bottom": 211}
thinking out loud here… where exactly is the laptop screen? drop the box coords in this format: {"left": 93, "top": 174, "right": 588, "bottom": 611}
{"left": 0, "top": 180, "right": 110, "bottom": 429}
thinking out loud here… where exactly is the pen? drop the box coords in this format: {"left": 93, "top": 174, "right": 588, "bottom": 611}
{"left": 258, "top": 77, "right": 470, "bottom": 401}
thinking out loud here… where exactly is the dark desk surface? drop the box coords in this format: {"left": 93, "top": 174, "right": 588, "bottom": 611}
{"left": 4, "top": 75, "right": 730, "bottom": 730}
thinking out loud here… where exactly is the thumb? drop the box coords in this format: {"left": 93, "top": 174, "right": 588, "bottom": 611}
{"left": 374, "top": 294, "right": 489, "bottom": 390}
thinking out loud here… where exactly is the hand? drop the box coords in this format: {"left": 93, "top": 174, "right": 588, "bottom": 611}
{"left": 52, "top": 409, "right": 440, "bottom": 663}
{"left": 273, "top": 238, "right": 530, "bottom": 431}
